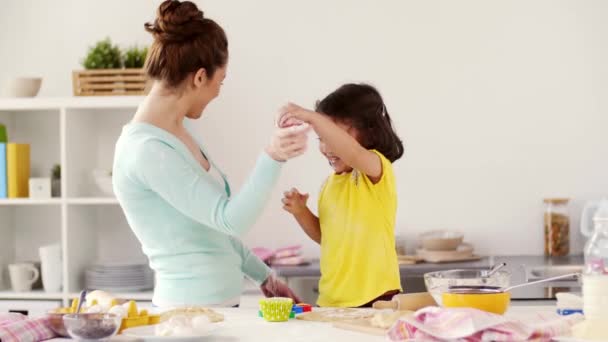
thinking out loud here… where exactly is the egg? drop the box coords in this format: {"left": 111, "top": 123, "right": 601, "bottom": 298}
{"left": 108, "top": 305, "right": 127, "bottom": 318}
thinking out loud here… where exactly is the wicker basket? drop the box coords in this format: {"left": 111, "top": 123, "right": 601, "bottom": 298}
{"left": 72, "top": 69, "right": 148, "bottom": 96}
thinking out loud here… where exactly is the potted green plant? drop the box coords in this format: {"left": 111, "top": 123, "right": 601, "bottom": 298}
{"left": 82, "top": 38, "right": 122, "bottom": 70}
{"left": 73, "top": 38, "right": 148, "bottom": 96}
{"left": 123, "top": 46, "right": 148, "bottom": 69}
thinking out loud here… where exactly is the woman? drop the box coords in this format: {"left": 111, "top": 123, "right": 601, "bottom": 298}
{"left": 113, "top": 0, "right": 307, "bottom": 307}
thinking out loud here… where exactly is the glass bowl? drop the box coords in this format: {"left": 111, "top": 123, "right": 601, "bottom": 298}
{"left": 424, "top": 269, "right": 511, "bottom": 305}
{"left": 63, "top": 313, "right": 120, "bottom": 341}
{"left": 46, "top": 311, "right": 69, "bottom": 337}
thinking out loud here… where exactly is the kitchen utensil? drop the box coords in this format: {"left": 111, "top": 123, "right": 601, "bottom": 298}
{"left": 448, "top": 273, "right": 580, "bottom": 293}
{"left": 1, "top": 77, "right": 42, "bottom": 97}
{"left": 296, "top": 308, "right": 376, "bottom": 322}
{"left": 442, "top": 290, "right": 510, "bottom": 314}
{"left": 372, "top": 292, "right": 437, "bottom": 311}
{"left": 63, "top": 313, "right": 120, "bottom": 340}
{"left": 397, "top": 255, "right": 424, "bottom": 265}
{"left": 424, "top": 269, "right": 511, "bottom": 306}
{"left": 259, "top": 297, "right": 293, "bottom": 322}
{"left": 419, "top": 230, "right": 464, "bottom": 251}
{"left": 482, "top": 262, "right": 507, "bottom": 278}
{"left": 39, "top": 243, "right": 62, "bottom": 292}
{"left": 46, "top": 311, "right": 70, "bottom": 337}
{"left": 8, "top": 263, "right": 39, "bottom": 292}
{"left": 333, "top": 319, "right": 387, "bottom": 336}
{"left": 443, "top": 273, "right": 580, "bottom": 314}
{"left": 76, "top": 290, "right": 87, "bottom": 314}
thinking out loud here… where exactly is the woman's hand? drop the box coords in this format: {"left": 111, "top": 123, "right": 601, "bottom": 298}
{"left": 281, "top": 188, "right": 309, "bottom": 216}
{"left": 261, "top": 274, "right": 303, "bottom": 303}
{"left": 265, "top": 124, "right": 310, "bottom": 162}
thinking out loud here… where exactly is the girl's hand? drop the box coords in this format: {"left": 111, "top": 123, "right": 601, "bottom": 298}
{"left": 265, "top": 125, "right": 311, "bottom": 162}
{"left": 278, "top": 103, "right": 317, "bottom": 128}
{"left": 261, "top": 274, "right": 303, "bottom": 303}
{"left": 281, "top": 188, "right": 309, "bottom": 215}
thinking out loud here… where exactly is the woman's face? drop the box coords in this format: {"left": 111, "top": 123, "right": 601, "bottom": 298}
{"left": 186, "top": 64, "right": 227, "bottom": 119}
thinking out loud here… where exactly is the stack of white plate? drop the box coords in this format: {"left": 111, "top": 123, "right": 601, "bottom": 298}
{"left": 85, "top": 262, "right": 154, "bottom": 292}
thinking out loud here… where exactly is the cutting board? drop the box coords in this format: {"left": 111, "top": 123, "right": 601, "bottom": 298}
{"left": 398, "top": 255, "right": 424, "bottom": 264}
{"left": 332, "top": 319, "right": 387, "bottom": 336}
{"left": 332, "top": 310, "right": 414, "bottom": 336}
{"left": 296, "top": 308, "right": 377, "bottom": 322}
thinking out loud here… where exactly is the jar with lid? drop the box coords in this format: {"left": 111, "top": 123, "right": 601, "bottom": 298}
{"left": 543, "top": 198, "right": 570, "bottom": 256}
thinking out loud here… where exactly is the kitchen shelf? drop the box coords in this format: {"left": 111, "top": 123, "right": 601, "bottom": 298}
{"left": 66, "top": 198, "right": 119, "bottom": 205}
{"left": 0, "top": 290, "right": 64, "bottom": 300}
{"left": 0, "top": 96, "right": 144, "bottom": 111}
{"left": 0, "top": 198, "right": 120, "bottom": 206}
{"left": 68, "top": 291, "right": 153, "bottom": 302}
{"left": 0, "top": 97, "right": 144, "bottom": 306}
{"left": 0, "top": 199, "right": 62, "bottom": 206}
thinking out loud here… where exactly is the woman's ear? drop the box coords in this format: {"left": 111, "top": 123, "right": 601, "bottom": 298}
{"left": 192, "top": 68, "right": 207, "bottom": 88}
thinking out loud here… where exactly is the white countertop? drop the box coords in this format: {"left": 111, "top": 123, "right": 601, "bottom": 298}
{"left": 47, "top": 306, "right": 560, "bottom": 342}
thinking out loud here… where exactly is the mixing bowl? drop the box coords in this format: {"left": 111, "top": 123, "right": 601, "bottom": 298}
{"left": 424, "top": 269, "right": 511, "bottom": 306}
{"left": 63, "top": 313, "right": 120, "bottom": 341}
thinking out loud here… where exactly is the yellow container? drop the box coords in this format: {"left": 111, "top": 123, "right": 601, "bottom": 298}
{"left": 442, "top": 291, "right": 510, "bottom": 315}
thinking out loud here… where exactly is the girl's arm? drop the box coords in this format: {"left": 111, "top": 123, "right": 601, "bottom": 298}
{"left": 282, "top": 103, "right": 382, "bottom": 183}
{"left": 293, "top": 208, "right": 321, "bottom": 244}
{"left": 282, "top": 189, "right": 321, "bottom": 244}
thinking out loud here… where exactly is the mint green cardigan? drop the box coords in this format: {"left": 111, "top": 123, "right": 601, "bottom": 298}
{"left": 112, "top": 122, "right": 280, "bottom": 306}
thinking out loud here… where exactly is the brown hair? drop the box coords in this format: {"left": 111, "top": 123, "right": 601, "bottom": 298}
{"left": 144, "top": 0, "right": 228, "bottom": 88}
{"left": 315, "top": 83, "right": 404, "bottom": 162}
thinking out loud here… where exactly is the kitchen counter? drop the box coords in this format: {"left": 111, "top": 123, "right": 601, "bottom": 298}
{"left": 273, "top": 255, "right": 584, "bottom": 303}
{"left": 47, "top": 306, "right": 560, "bottom": 342}
{"left": 273, "top": 255, "right": 584, "bottom": 278}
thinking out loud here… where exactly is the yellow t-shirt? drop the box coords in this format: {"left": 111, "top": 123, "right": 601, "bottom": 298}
{"left": 317, "top": 150, "right": 402, "bottom": 307}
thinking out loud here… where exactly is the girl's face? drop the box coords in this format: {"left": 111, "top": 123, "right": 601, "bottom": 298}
{"left": 318, "top": 118, "right": 361, "bottom": 174}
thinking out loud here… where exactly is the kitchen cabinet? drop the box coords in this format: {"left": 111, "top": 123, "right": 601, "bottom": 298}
{"left": 0, "top": 97, "right": 148, "bottom": 306}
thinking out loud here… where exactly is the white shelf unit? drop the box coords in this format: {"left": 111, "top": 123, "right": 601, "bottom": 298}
{"left": 0, "top": 97, "right": 153, "bottom": 309}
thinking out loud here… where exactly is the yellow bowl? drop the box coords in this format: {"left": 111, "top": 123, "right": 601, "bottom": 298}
{"left": 441, "top": 291, "right": 510, "bottom": 315}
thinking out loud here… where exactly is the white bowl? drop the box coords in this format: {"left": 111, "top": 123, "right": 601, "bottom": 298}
{"left": 92, "top": 170, "right": 113, "bottom": 196}
{"left": 419, "top": 230, "right": 464, "bottom": 251}
{"left": 1, "top": 77, "right": 42, "bottom": 97}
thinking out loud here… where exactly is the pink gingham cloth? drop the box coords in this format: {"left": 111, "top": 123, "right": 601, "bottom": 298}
{"left": 387, "top": 307, "right": 584, "bottom": 342}
{"left": 0, "top": 313, "right": 56, "bottom": 342}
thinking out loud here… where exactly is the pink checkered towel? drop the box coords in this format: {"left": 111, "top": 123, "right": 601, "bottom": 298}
{"left": 0, "top": 313, "right": 56, "bottom": 342}
{"left": 387, "top": 307, "right": 584, "bottom": 342}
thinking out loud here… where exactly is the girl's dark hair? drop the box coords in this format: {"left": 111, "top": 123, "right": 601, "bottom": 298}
{"left": 315, "top": 83, "right": 404, "bottom": 162}
{"left": 144, "top": 0, "right": 228, "bottom": 88}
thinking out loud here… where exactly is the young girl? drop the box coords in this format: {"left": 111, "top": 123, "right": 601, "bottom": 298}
{"left": 280, "top": 83, "right": 404, "bottom": 308}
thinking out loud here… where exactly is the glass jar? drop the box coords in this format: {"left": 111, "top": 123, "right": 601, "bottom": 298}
{"left": 544, "top": 198, "right": 570, "bottom": 256}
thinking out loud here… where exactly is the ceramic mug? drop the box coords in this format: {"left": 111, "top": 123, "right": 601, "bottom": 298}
{"left": 9, "top": 263, "right": 39, "bottom": 292}
{"left": 39, "top": 244, "right": 62, "bottom": 292}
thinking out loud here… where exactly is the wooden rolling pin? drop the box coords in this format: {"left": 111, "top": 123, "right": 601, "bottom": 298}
{"left": 372, "top": 292, "right": 437, "bottom": 311}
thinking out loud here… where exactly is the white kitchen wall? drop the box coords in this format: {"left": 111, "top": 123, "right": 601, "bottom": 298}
{"left": 2, "top": 0, "right": 608, "bottom": 257}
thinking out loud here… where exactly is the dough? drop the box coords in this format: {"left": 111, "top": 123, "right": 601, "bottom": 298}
{"left": 370, "top": 310, "right": 413, "bottom": 329}
{"left": 160, "top": 307, "right": 224, "bottom": 323}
